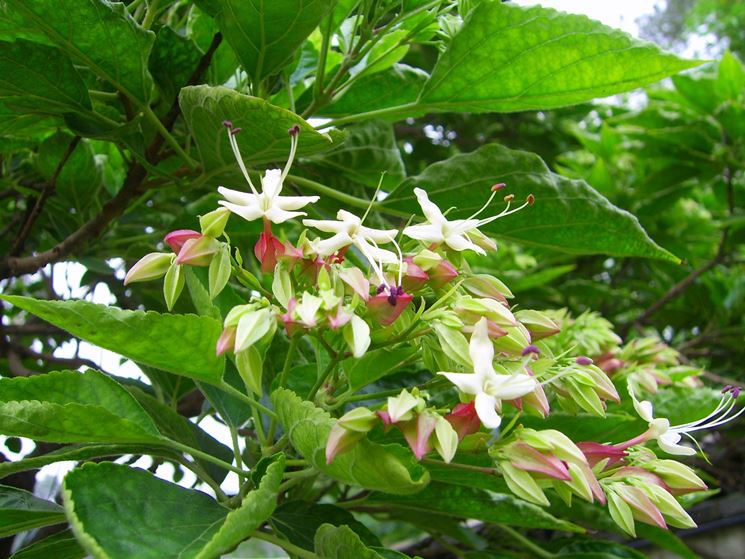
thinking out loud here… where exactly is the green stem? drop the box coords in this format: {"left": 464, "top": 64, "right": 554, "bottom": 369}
{"left": 314, "top": 102, "right": 419, "bottom": 129}
{"left": 307, "top": 355, "right": 341, "bottom": 401}
{"left": 497, "top": 524, "right": 555, "bottom": 559}
{"left": 229, "top": 424, "right": 247, "bottom": 483}
{"left": 176, "top": 456, "right": 229, "bottom": 502}
{"left": 313, "top": 14, "right": 334, "bottom": 101}
{"left": 422, "top": 457, "right": 495, "bottom": 475}
{"left": 267, "top": 335, "right": 300, "bottom": 441}
{"left": 142, "top": 0, "right": 162, "bottom": 29}
{"left": 251, "top": 531, "right": 318, "bottom": 559}
{"left": 218, "top": 381, "right": 278, "bottom": 419}
{"left": 163, "top": 439, "right": 247, "bottom": 476}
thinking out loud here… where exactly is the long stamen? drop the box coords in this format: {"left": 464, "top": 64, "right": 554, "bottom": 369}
{"left": 356, "top": 240, "right": 388, "bottom": 287}
{"left": 476, "top": 196, "right": 534, "bottom": 227}
{"left": 465, "top": 189, "right": 500, "bottom": 221}
{"left": 674, "top": 395, "right": 734, "bottom": 430}
{"left": 683, "top": 397, "right": 745, "bottom": 432}
{"left": 226, "top": 127, "right": 259, "bottom": 195}
{"left": 367, "top": 236, "right": 395, "bottom": 288}
{"left": 391, "top": 237, "right": 405, "bottom": 286}
{"left": 360, "top": 172, "right": 387, "bottom": 225}
{"left": 281, "top": 125, "right": 300, "bottom": 182}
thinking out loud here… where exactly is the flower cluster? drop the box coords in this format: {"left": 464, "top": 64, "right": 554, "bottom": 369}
{"left": 125, "top": 124, "right": 741, "bottom": 538}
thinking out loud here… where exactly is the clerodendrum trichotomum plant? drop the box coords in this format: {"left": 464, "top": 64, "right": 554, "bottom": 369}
{"left": 1, "top": 0, "right": 743, "bottom": 558}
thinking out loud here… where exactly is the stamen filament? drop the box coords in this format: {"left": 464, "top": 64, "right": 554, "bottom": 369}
{"left": 465, "top": 189, "right": 499, "bottom": 221}
{"left": 476, "top": 199, "right": 532, "bottom": 227}
{"left": 281, "top": 131, "right": 299, "bottom": 182}
{"left": 674, "top": 396, "right": 734, "bottom": 430}
{"left": 227, "top": 129, "right": 259, "bottom": 195}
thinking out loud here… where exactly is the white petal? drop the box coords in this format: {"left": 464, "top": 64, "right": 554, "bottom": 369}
{"left": 218, "top": 186, "right": 258, "bottom": 206}
{"left": 261, "top": 169, "right": 283, "bottom": 199}
{"left": 264, "top": 206, "right": 306, "bottom": 224}
{"left": 469, "top": 318, "right": 495, "bottom": 378}
{"left": 313, "top": 233, "right": 353, "bottom": 256}
{"left": 336, "top": 209, "right": 362, "bottom": 225}
{"left": 491, "top": 374, "right": 538, "bottom": 401}
{"left": 277, "top": 195, "right": 320, "bottom": 210}
{"left": 356, "top": 239, "right": 397, "bottom": 263}
{"left": 402, "top": 223, "right": 445, "bottom": 243}
{"left": 303, "top": 218, "right": 348, "bottom": 234}
{"left": 218, "top": 200, "right": 264, "bottom": 222}
{"left": 438, "top": 371, "right": 484, "bottom": 395}
{"left": 444, "top": 233, "right": 485, "bottom": 254}
{"left": 348, "top": 315, "right": 371, "bottom": 357}
{"left": 387, "top": 390, "right": 418, "bottom": 423}
{"left": 414, "top": 188, "right": 446, "bottom": 225}
{"left": 296, "top": 293, "right": 323, "bottom": 325}
{"left": 658, "top": 431, "right": 696, "bottom": 456}
{"left": 475, "top": 392, "right": 501, "bottom": 429}
{"left": 633, "top": 398, "right": 655, "bottom": 423}
{"left": 359, "top": 225, "right": 398, "bottom": 243}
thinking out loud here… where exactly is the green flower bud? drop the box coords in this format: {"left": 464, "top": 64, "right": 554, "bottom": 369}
{"left": 337, "top": 407, "right": 377, "bottom": 433}
{"left": 236, "top": 345, "right": 263, "bottom": 396}
{"left": 199, "top": 207, "right": 231, "bottom": 238}
{"left": 499, "top": 461, "right": 549, "bottom": 507}
{"left": 514, "top": 309, "right": 560, "bottom": 340}
{"left": 123, "top": 252, "right": 173, "bottom": 285}
{"left": 208, "top": 244, "right": 231, "bottom": 299}
{"left": 163, "top": 260, "right": 184, "bottom": 311}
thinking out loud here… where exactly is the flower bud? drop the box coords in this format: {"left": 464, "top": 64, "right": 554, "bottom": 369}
{"left": 492, "top": 325, "right": 532, "bottom": 355}
{"left": 339, "top": 267, "right": 370, "bottom": 301}
{"left": 454, "top": 296, "right": 517, "bottom": 328}
{"left": 387, "top": 389, "right": 419, "bottom": 424}
{"left": 502, "top": 441, "right": 571, "bottom": 480}
{"left": 164, "top": 230, "right": 202, "bottom": 254}
{"left": 633, "top": 481, "right": 696, "bottom": 529}
{"left": 235, "top": 307, "right": 274, "bottom": 353}
{"left": 272, "top": 262, "right": 294, "bottom": 308}
{"left": 640, "top": 460, "right": 707, "bottom": 494}
{"left": 427, "top": 259, "right": 458, "bottom": 290}
{"left": 325, "top": 423, "right": 365, "bottom": 464}
{"left": 412, "top": 248, "right": 442, "bottom": 271}
{"left": 401, "top": 258, "right": 429, "bottom": 293}
{"left": 462, "top": 274, "right": 513, "bottom": 302}
{"left": 606, "top": 486, "right": 637, "bottom": 537}
{"left": 467, "top": 228, "right": 497, "bottom": 252}
{"left": 610, "top": 482, "right": 667, "bottom": 530}
{"left": 163, "top": 260, "right": 184, "bottom": 311}
{"left": 254, "top": 225, "right": 285, "bottom": 273}
{"left": 433, "top": 323, "right": 472, "bottom": 369}
{"left": 337, "top": 407, "right": 378, "bottom": 433}
{"left": 499, "top": 461, "right": 549, "bottom": 507}
{"left": 401, "top": 412, "right": 438, "bottom": 460}
{"left": 199, "top": 207, "right": 231, "bottom": 238}
{"left": 216, "top": 326, "right": 237, "bottom": 356}
{"left": 445, "top": 401, "right": 481, "bottom": 440}
{"left": 123, "top": 252, "right": 173, "bottom": 285}
{"left": 236, "top": 345, "right": 263, "bottom": 396}
{"left": 176, "top": 236, "right": 221, "bottom": 266}
{"left": 514, "top": 310, "right": 560, "bottom": 341}
{"left": 208, "top": 244, "right": 231, "bottom": 299}
{"left": 366, "top": 288, "right": 413, "bottom": 326}
{"left": 433, "top": 416, "right": 459, "bottom": 463}
{"left": 577, "top": 441, "right": 627, "bottom": 468}
{"left": 295, "top": 292, "right": 323, "bottom": 327}
{"left": 343, "top": 315, "right": 371, "bottom": 358}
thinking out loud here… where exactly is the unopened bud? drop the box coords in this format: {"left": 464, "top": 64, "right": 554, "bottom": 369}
{"left": 164, "top": 230, "right": 202, "bottom": 254}
{"left": 337, "top": 407, "right": 378, "bottom": 432}
{"left": 123, "top": 252, "right": 173, "bottom": 285}
{"left": 325, "top": 423, "right": 364, "bottom": 464}
{"left": 343, "top": 315, "right": 371, "bottom": 358}
{"left": 576, "top": 356, "right": 594, "bottom": 366}
{"left": 163, "top": 260, "right": 184, "bottom": 311}
{"left": 176, "top": 236, "right": 220, "bottom": 266}
{"left": 387, "top": 389, "right": 419, "bottom": 424}
{"left": 199, "top": 207, "right": 231, "bottom": 238}
{"left": 234, "top": 307, "right": 274, "bottom": 353}
{"left": 433, "top": 416, "right": 459, "bottom": 463}
{"left": 216, "top": 326, "right": 237, "bottom": 356}
{"left": 401, "top": 412, "right": 437, "bottom": 460}
{"left": 236, "top": 346, "right": 263, "bottom": 396}
{"left": 514, "top": 309, "right": 560, "bottom": 340}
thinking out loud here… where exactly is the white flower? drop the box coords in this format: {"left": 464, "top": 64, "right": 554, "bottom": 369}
{"left": 438, "top": 317, "right": 537, "bottom": 429}
{"left": 218, "top": 124, "right": 318, "bottom": 224}
{"left": 631, "top": 385, "right": 744, "bottom": 456}
{"left": 303, "top": 209, "right": 400, "bottom": 285}
{"left": 403, "top": 187, "right": 530, "bottom": 254}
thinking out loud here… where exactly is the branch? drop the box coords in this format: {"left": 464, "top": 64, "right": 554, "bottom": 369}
{"left": 10, "top": 136, "right": 81, "bottom": 256}
{"left": 8, "top": 342, "right": 100, "bottom": 373}
{"left": 0, "top": 33, "right": 223, "bottom": 281}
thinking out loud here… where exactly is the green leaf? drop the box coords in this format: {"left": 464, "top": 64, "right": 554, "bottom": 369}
{"left": 715, "top": 50, "right": 745, "bottom": 102}
{"left": 63, "top": 462, "right": 229, "bottom": 559}
{"left": 0, "top": 39, "right": 91, "bottom": 114}
{"left": 271, "top": 388, "right": 430, "bottom": 494}
{"left": 314, "top": 524, "right": 384, "bottom": 559}
{"left": 509, "top": 265, "right": 576, "bottom": 293}
{"left": 9, "top": 0, "right": 155, "bottom": 103}
{"left": 365, "top": 483, "right": 583, "bottom": 532}
{"left": 385, "top": 144, "right": 678, "bottom": 261}
{"left": 320, "top": 64, "right": 428, "bottom": 118}
{"left": 195, "top": 454, "right": 284, "bottom": 559}
{"left": 0, "top": 295, "right": 225, "bottom": 384}
{"left": 341, "top": 345, "right": 418, "bottom": 392}
{"left": 179, "top": 85, "right": 341, "bottom": 174}
{"left": 149, "top": 26, "right": 203, "bottom": 103}
{"left": 272, "top": 501, "right": 380, "bottom": 551}
{"left": 10, "top": 530, "right": 85, "bottom": 559}
{"left": 418, "top": 1, "right": 701, "bottom": 113}
{"left": 307, "top": 120, "right": 405, "bottom": 189}
{"left": 0, "top": 485, "right": 66, "bottom": 538}
{"left": 208, "top": 0, "right": 335, "bottom": 83}
{"left": 0, "top": 370, "right": 162, "bottom": 444}
{"left": 518, "top": 412, "right": 643, "bottom": 444}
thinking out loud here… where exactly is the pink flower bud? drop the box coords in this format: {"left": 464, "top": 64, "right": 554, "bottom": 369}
{"left": 176, "top": 236, "right": 220, "bottom": 266}
{"left": 215, "top": 326, "right": 237, "bottom": 356}
{"left": 401, "top": 257, "right": 429, "bottom": 293}
{"left": 576, "top": 356, "right": 593, "bottom": 366}
{"left": 164, "top": 229, "right": 202, "bottom": 254}
{"left": 445, "top": 401, "right": 481, "bottom": 440}
{"left": 401, "top": 413, "right": 437, "bottom": 460}
{"left": 254, "top": 223, "right": 284, "bottom": 273}
{"left": 577, "top": 441, "right": 628, "bottom": 468}
{"left": 427, "top": 259, "right": 458, "bottom": 290}
{"left": 366, "top": 286, "right": 413, "bottom": 326}
{"left": 508, "top": 442, "right": 572, "bottom": 481}
{"left": 325, "top": 423, "right": 364, "bottom": 465}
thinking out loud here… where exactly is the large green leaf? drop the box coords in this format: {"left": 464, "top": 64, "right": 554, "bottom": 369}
{"left": 272, "top": 501, "right": 380, "bottom": 551}
{"left": 418, "top": 1, "right": 701, "bottom": 113}
{"left": 208, "top": 0, "right": 334, "bottom": 83}
{"left": 319, "top": 64, "right": 428, "bottom": 118}
{"left": 63, "top": 462, "right": 229, "bottom": 559}
{"left": 341, "top": 345, "right": 418, "bottom": 393}
{"left": 314, "top": 524, "right": 384, "bottom": 559}
{"left": 271, "top": 388, "right": 430, "bottom": 494}
{"left": 0, "top": 295, "right": 225, "bottom": 383}
{"left": 307, "top": 120, "right": 406, "bottom": 189}
{"left": 384, "top": 144, "right": 678, "bottom": 261}
{"left": 0, "top": 485, "right": 66, "bottom": 538}
{"left": 10, "top": 530, "right": 85, "bottom": 559}
{"left": 0, "top": 370, "right": 161, "bottom": 444}
{"left": 195, "top": 454, "right": 284, "bottom": 559}
{"left": 9, "top": 0, "right": 154, "bottom": 103}
{"left": 0, "top": 39, "right": 91, "bottom": 114}
{"left": 365, "top": 482, "right": 583, "bottom": 532}
{"left": 179, "top": 85, "right": 341, "bottom": 175}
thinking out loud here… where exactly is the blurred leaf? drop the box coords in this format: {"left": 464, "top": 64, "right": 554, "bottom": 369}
{"left": 341, "top": 345, "right": 418, "bottom": 392}
{"left": 314, "top": 524, "right": 384, "bottom": 559}
{"left": 0, "top": 486, "right": 66, "bottom": 538}
{"left": 9, "top": 530, "right": 85, "bottom": 559}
